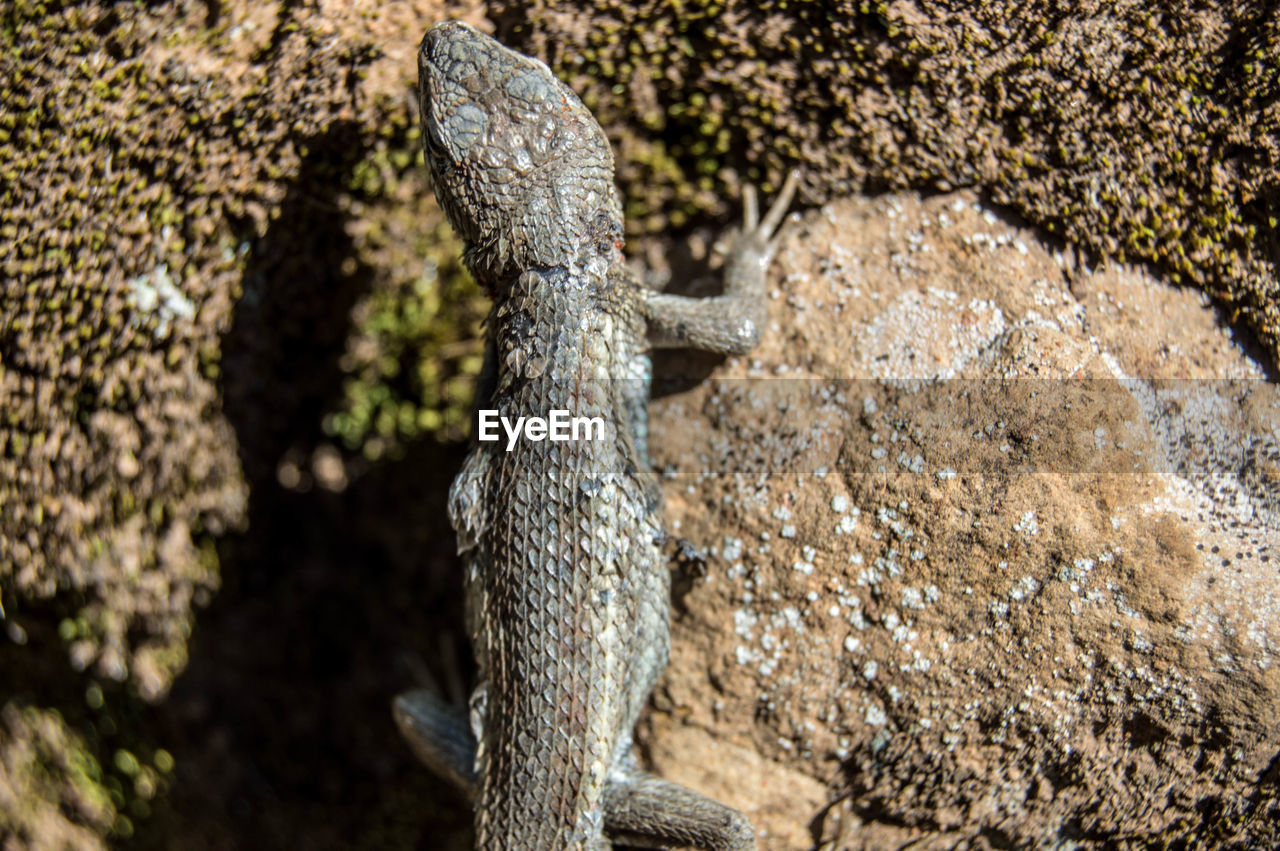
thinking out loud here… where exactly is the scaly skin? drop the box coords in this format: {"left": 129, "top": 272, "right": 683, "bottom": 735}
{"left": 397, "top": 21, "right": 797, "bottom": 851}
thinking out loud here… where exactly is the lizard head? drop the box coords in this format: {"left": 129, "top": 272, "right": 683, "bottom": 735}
{"left": 418, "top": 22, "right": 624, "bottom": 290}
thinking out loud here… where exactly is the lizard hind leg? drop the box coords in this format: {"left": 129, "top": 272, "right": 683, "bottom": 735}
{"left": 603, "top": 768, "right": 756, "bottom": 851}
{"left": 394, "top": 695, "right": 756, "bottom": 850}
{"left": 392, "top": 688, "right": 478, "bottom": 798}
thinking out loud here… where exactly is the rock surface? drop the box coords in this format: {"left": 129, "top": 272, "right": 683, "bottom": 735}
{"left": 645, "top": 190, "right": 1279, "bottom": 847}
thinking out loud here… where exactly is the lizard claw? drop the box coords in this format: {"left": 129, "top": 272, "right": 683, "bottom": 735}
{"left": 742, "top": 183, "right": 760, "bottom": 233}
{"left": 720, "top": 169, "right": 801, "bottom": 261}
{"left": 760, "top": 168, "right": 801, "bottom": 243}
{"left": 739, "top": 169, "right": 800, "bottom": 240}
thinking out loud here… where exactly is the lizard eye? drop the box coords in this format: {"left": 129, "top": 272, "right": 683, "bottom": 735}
{"left": 423, "top": 131, "right": 463, "bottom": 181}
{"left": 421, "top": 125, "right": 447, "bottom": 162}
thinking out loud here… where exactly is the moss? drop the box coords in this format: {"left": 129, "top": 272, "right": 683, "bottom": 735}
{"left": 493, "top": 0, "right": 1280, "bottom": 366}
{"left": 0, "top": 1, "right": 427, "bottom": 840}
{"left": 0, "top": 703, "right": 115, "bottom": 849}
{"left": 324, "top": 120, "right": 487, "bottom": 460}
{"left": 0, "top": 0, "right": 403, "bottom": 692}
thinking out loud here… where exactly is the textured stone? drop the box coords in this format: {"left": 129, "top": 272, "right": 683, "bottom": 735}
{"left": 647, "top": 190, "right": 1279, "bottom": 847}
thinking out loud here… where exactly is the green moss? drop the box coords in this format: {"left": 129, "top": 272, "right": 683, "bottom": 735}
{"left": 324, "top": 121, "right": 487, "bottom": 459}
{"left": 0, "top": 3, "right": 421, "bottom": 840}
{"left": 0, "top": 703, "right": 116, "bottom": 848}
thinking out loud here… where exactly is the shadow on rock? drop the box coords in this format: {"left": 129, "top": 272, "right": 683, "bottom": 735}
{"left": 133, "top": 123, "right": 473, "bottom": 850}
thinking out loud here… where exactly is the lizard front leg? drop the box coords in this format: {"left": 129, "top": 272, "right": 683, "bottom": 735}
{"left": 642, "top": 171, "right": 799, "bottom": 355}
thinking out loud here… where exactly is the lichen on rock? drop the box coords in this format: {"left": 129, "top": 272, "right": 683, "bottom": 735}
{"left": 645, "top": 190, "right": 1280, "bottom": 847}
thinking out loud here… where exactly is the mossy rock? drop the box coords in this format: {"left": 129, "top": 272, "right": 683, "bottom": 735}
{"left": 491, "top": 0, "right": 1280, "bottom": 366}
{"left": 0, "top": 2, "right": 481, "bottom": 844}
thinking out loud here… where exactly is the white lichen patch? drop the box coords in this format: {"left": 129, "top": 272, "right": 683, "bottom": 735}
{"left": 127, "top": 262, "right": 196, "bottom": 338}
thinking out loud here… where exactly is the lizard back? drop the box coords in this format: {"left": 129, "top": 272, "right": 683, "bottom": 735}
{"left": 455, "top": 266, "right": 663, "bottom": 848}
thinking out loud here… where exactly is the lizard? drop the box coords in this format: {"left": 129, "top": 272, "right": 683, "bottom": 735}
{"left": 394, "top": 20, "right": 798, "bottom": 851}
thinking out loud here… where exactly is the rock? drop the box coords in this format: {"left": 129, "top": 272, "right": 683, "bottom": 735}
{"left": 649, "top": 191, "right": 1279, "bottom": 847}
{"left": 4, "top": 0, "right": 1276, "bottom": 845}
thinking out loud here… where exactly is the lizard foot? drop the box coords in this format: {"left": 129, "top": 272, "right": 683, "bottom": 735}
{"left": 642, "top": 169, "right": 801, "bottom": 355}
